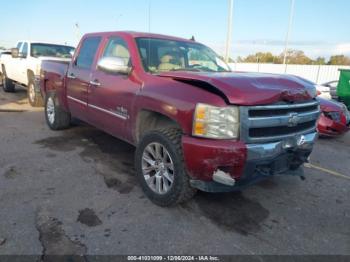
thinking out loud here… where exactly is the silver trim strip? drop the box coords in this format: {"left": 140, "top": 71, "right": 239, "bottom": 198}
{"left": 249, "top": 101, "right": 319, "bottom": 110}
{"left": 67, "top": 96, "right": 87, "bottom": 106}
{"left": 88, "top": 104, "right": 127, "bottom": 120}
{"left": 67, "top": 96, "right": 127, "bottom": 120}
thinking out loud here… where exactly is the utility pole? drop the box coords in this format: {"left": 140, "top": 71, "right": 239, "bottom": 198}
{"left": 225, "top": 0, "right": 233, "bottom": 63}
{"left": 283, "top": 0, "right": 295, "bottom": 65}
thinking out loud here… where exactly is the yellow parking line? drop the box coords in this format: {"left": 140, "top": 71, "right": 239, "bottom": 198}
{"left": 304, "top": 163, "right": 350, "bottom": 180}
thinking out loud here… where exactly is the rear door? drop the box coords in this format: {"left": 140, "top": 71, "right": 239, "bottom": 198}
{"left": 66, "top": 36, "right": 101, "bottom": 121}
{"left": 88, "top": 36, "right": 140, "bottom": 141}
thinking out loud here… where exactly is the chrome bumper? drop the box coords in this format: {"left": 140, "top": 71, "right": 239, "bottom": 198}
{"left": 240, "top": 131, "right": 317, "bottom": 182}
{"left": 247, "top": 132, "right": 317, "bottom": 161}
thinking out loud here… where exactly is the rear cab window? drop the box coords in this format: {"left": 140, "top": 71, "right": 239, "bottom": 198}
{"left": 75, "top": 36, "right": 102, "bottom": 69}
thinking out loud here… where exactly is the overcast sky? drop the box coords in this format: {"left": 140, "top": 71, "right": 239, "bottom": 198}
{"left": 0, "top": 0, "right": 349, "bottom": 59}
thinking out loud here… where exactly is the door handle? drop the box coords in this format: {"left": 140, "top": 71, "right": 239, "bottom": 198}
{"left": 67, "top": 73, "right": 76, "bottom": 79}
{"left": 89, "top": 80, "right": 101, "bottom": 87}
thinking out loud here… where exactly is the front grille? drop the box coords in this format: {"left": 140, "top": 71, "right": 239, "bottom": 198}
{"left": 249, "top": 104, "right": 319, "bottom": 117}
{"left": 240, "top": 100, "right": 320, "bottom": 143}
{"left": 249, "top": 121, "right": 316, "bottom": 138}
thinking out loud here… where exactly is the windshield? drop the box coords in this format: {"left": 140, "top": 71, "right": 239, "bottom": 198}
{"left": 136, "top": 37, "right": 230, "bottom": 73}
{"left": 30, "top": 43, "right": 75, "bottom": 58}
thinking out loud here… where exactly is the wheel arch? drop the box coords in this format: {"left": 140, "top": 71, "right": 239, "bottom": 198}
{"left": 134, "top": 109, "right": 182, "bottom": 143}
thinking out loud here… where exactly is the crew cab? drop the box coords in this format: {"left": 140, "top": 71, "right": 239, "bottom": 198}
{"left": 0, "top": 41, "right": 74, "bottom": 106}
{"left": 40, "top": 31, "right": 320, "bottom": 206}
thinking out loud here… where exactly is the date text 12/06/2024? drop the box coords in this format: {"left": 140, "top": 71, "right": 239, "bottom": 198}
{"left": 127, "top": 255, "right": 220, "bottom": 261}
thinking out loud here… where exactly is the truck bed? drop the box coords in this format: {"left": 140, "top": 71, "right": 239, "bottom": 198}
{"left": 40, "top": 60, "right": 69, "bottom": 97}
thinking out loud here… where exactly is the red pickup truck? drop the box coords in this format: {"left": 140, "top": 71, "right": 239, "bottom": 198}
{"left": 40, "top": 31, "right": 320, "bottom": 206}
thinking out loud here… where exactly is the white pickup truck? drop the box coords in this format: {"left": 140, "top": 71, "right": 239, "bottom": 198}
{"left": 0, "top": 41, "right": 74, "bottom": 106}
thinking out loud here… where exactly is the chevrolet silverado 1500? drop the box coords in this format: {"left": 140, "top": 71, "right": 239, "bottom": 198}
{"left": 40, "top": 31, "right": 320, "bottom": 206}
{"left": 0, "top": 41, "right": 74, "bottom": 106}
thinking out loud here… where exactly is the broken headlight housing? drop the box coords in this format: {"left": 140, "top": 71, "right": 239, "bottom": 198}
{"left": 341, "top": 104, "right": 350, "bottom": 125}
{"left": 193, "top": 103, "right": 240, "bottom": 139}
{"left": 324, "top": 111, "right": 341, "bottom": 123}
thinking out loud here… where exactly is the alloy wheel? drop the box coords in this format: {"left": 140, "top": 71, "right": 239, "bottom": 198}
{"left": 46, "top": 97, "right": 55, "bottom": 124}
{"left": 142, "top": 142, "right": 175, "bottom": 194}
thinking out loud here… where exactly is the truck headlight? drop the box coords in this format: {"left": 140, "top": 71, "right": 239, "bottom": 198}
{"left": 193, "top": 103, "right": 239, "bottom": 139}
{"left": 324, "top": 111, "right": 341, "bottom": 123}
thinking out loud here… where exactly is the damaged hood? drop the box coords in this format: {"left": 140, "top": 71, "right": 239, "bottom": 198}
{"left": 158, "top": 71, "right": 317, "bottom": 105}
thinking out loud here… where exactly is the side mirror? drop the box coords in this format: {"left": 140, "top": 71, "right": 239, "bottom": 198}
{"left": 97, "top": 57, "right": 131, "bottom": 75}
{"left": 11, "top": 48, "right": 19, "bottom": 58}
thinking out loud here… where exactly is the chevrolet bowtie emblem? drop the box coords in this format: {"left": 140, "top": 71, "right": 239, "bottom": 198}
{"left": 288, "top": 112, "right": 300, "bottom": 127}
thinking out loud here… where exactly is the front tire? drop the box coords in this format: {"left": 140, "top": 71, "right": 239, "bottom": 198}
{"left": 45, "top": 92, "right": 71, "bottom": 130}
{"left": 135, "top": 128, "right": 197, "bottom": 206}
{"left": 28, "top": 80, "right": 44, "bottom": 107}
{"left": 2, "top": 67, "right": 15, "bottom": 93}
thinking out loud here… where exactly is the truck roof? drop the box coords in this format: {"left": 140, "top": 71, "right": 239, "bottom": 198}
{"left": 82, "top": 31, "right": 195, "bottom": 43}
{"left": 16, "top": 41, "right": 75, "bottom": 48}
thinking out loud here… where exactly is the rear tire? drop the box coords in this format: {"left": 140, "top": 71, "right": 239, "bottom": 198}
{"left": 27, "top": 80, "right": 44, "bottom": 107}
{"left": 2, "top": 66, "right": 15, "bottom": 93}
{"left": 135, "top": 128, "right": 197, "bottom": 206}
{"left": 45, "top": 92, "right": 71, "bottom": 130}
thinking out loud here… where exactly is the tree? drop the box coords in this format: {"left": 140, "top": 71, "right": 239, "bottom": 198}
{"left": 327, "top": 55, "right": 350, "bottom": 65}
{"left": 236, "top": 56, "right": 244, "bottom": 63}
{"left": 236, "top": 51, "right": 350, "bottom": 65}
{"left": 0, "top": 46, "right": 6, "bottom": 50}
{"left": 280, "top": 49, "right": 313, "bottom": 65}
{"left": 241, "top": 52, "right": 278, "bottom": 63}
{"left": 315, "top": 57, "right": 326, "bottom": 65}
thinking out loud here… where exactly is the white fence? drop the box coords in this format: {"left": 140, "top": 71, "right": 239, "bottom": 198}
{"left": 228, "top": 63, "right": 350, "bottom": 84}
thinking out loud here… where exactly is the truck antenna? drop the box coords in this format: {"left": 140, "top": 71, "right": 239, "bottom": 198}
{"left": 75, "top": 22, "right": 80, "bottom": 42}
{"left": 148, "top": 0, "right": 152, "bottom": 33}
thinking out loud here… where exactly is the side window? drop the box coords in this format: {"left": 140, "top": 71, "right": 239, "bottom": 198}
{"left": 21, "top": 43, "right": 28, "bottom": 57}
{"left": 76, "top": 36, "right": 101, "bottom": 69}
{"left": 102, "top": 37, "right": 130, "bottom": 65}
{"left": 16, "top": 42, "right": 22, "bottom": 49}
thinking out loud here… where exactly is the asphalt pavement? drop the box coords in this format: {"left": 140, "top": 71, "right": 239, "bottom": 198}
{"left": 0, "top": 87, "right": 349, "bottom": 257}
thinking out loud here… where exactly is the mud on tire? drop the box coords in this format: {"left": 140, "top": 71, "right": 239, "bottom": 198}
{"left": 27, "top": 79, "right": 44, "bottom": 107}
{"left": 2, "top": 66, "right": 15, "bottom": 93}
{"left": 135, "top": 128, "right": 197, "bottom": 206}
{"left": 45, "top": 91, "right": 71, "bottom": 130}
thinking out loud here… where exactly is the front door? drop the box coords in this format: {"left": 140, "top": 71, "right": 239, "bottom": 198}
{"left": 66, "top": 36, "right": 102, "bottom": 121}
{"left": 88, "top": 36, "right": 140, "bottom": 141}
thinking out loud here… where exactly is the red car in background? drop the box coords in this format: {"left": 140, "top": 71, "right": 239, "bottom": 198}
{"left": 317, "top": 97, "right": 350, "bottom": 137}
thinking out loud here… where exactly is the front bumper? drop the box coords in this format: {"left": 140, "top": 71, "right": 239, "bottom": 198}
{"left": 183, "top": 132, "right": 318, "bottom": 192}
